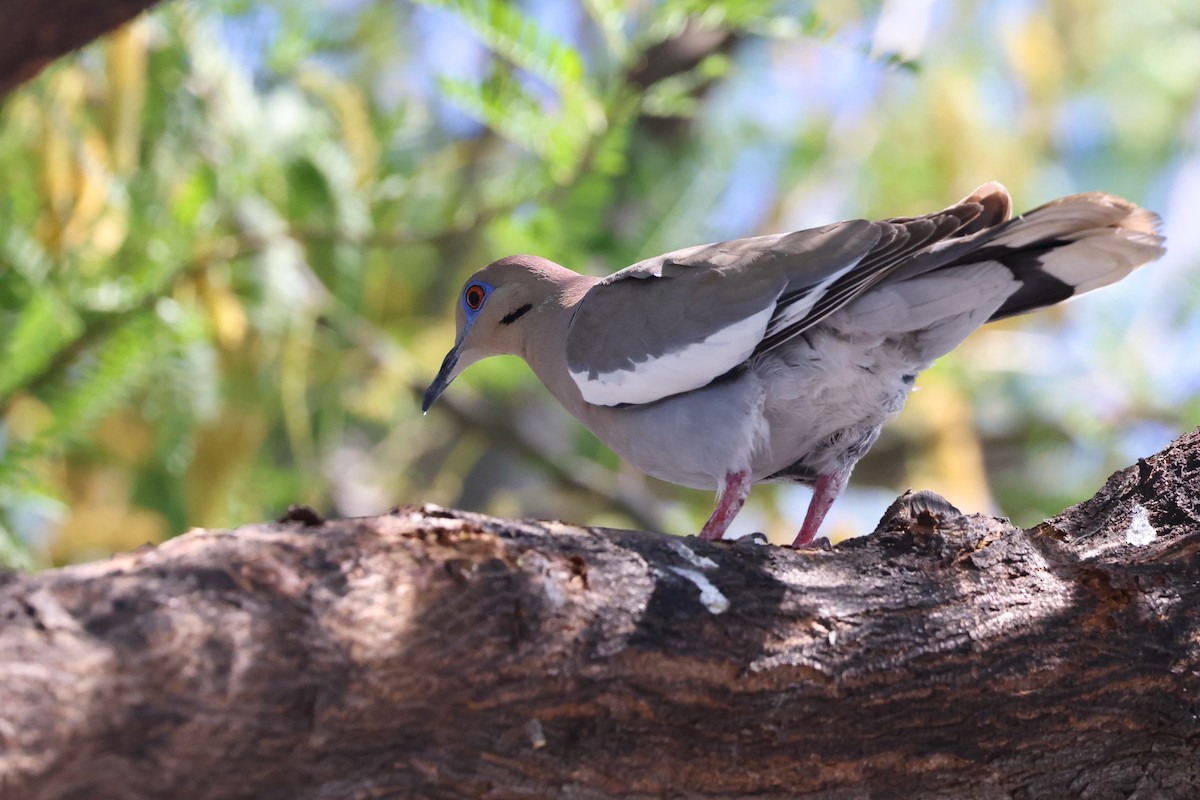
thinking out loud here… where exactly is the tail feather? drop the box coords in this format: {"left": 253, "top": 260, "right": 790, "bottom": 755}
{"left": 953, "top": 192, "right": 1164, "bottom": 321}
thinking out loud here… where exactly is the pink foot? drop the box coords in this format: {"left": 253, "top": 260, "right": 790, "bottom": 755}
{"left": 791, "top": 470, "right": 850, "bottom": 548}
{"left": 699, "top": 470, "right": 752, "bottom": 541}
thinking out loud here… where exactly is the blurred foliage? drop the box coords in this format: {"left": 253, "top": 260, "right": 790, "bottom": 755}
{"left": 0, "top": 0, "right": 1197, "bottom": 566}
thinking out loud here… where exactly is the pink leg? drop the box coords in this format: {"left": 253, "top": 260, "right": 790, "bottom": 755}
{"left": 699, "top": 470, "right": 752, "bottom": 541}
{"left": 792, "top": 469, "right": 851, "bottom": 548}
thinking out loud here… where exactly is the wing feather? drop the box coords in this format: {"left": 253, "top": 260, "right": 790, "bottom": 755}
{"left": 566, "top": 221, "right": 878, "bottom": 406}
{"left": 565, "top": 183, "right": 1016, "bottom": 407}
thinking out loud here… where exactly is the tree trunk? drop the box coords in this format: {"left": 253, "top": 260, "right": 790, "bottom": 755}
{"left": 2, "top": 428, "right": 1198, "bottom": 800}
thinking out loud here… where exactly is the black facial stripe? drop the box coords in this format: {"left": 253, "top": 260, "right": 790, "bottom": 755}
{"left": 500, "top": 304, "right": 533, "bottom": 325}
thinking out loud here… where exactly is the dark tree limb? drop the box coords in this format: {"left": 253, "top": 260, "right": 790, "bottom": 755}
{"left": 2, "top": 429, "right": 1199, "bottom": 799}
{"left": 0, "top": 0, "right": 163, "bottom": 97}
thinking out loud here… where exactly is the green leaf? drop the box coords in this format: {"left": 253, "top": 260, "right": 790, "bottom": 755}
{"left": 43, "top": 312, "right": 166, "bottom": 447}
{"left": 419, "top": 0, "right": 586, "bottom": 91}
{"left": 0, "top": 520, "right": 34, "bottom": 570}
{"left": 436, "top": 71, "right": 547, "bottom": 157}
{"left": 580, "top": 0, "right": 630, "bottom": 66}
{"left": 0, "top": 291, "right": 84, "bottom": 401}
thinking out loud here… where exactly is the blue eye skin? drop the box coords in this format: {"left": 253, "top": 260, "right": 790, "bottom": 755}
{"left": 462, "top": 281, "right": 492, "bottom": 319}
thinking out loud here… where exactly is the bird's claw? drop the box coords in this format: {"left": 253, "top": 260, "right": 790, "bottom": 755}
{"left": 792, "top": 535, "right": 832, "bottom": 551}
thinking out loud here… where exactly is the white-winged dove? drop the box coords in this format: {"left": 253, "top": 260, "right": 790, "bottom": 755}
{"left": 423, "top": 183, "right": 1164, "bottom": 547}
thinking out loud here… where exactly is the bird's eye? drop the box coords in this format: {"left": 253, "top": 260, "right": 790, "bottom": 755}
{"left": 464, "top": 283, "right": 486, "bottom": 311}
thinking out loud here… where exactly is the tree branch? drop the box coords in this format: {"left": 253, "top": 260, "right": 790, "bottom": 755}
{"left": 2, "top": 429, "right": 1198, "bottom": 799}
{"left": 0, "top": 1, "right": 163, "bottom": 97}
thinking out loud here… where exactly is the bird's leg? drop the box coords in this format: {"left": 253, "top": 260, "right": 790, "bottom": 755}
{"left": 699, "top": 470, "right": 752, "bottom": 541}
{"left": 792, "top": 469, "right": 851, "bottom": 548}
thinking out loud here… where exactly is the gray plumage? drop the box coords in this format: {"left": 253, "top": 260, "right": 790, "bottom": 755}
{"left": 424, "top": 183, "right": 1164, "bottom": 546}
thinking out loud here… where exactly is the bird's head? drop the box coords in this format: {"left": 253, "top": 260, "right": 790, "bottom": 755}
{"left": 422, "top": 255, "right": 569, "bottom": 412}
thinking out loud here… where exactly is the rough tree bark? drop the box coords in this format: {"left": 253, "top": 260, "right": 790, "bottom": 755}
{"left": 1, "top": 429, "right": 1198, "bottom": 800}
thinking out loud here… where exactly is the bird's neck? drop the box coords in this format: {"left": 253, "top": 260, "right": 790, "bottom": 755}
{"left": 520, "top": 273, "right": 599, "bottom": 419}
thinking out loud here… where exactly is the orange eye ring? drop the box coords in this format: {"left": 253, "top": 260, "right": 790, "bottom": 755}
{"left": 464, "top": 284, "right": 486, "bottom": 311}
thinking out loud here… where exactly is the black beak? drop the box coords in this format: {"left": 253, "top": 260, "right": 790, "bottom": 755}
{"left": 422, "top": 339, "right": 462, "bottom": 413}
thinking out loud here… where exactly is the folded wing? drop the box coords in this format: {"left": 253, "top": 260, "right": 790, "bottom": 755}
{"left": 566, "top": 183, "right": 1015, "bottom": 407}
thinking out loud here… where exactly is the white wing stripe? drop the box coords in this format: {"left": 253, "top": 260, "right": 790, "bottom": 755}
{"left": 764, "top": 260, "right": 860, "bottom": 337}
{"left": 569, "top": 305, "right": 774, "bottom": 406}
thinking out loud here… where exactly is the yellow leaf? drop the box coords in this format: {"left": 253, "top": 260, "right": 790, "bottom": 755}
{"left": 60, "top": 132, "right": 118, "bottom": 258}
{"left": 96, "top": 409, "right": 156, "bottom": 464}
{"left": 49, "top": 465, "right": 169, "bottom": 564}
{"left": 297, "top": 68, "right": 380, "bottom": 186}
{"left": 4, "top": 393, "right": 54, "bottom": 441}
{"left": 187, "top": 410, "right": 268, "bottom": 529}
{"left": 900, "top": 369, "right": 994, "bottom": 514}
{"left": 105, "top": 18, "right": 149, "bottom": 175}
{"left": 1002, "top": 10, "right": 1066, "bottom": 103}
{"left": 196, "top": 269, "right": 249, "bottom": 350}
